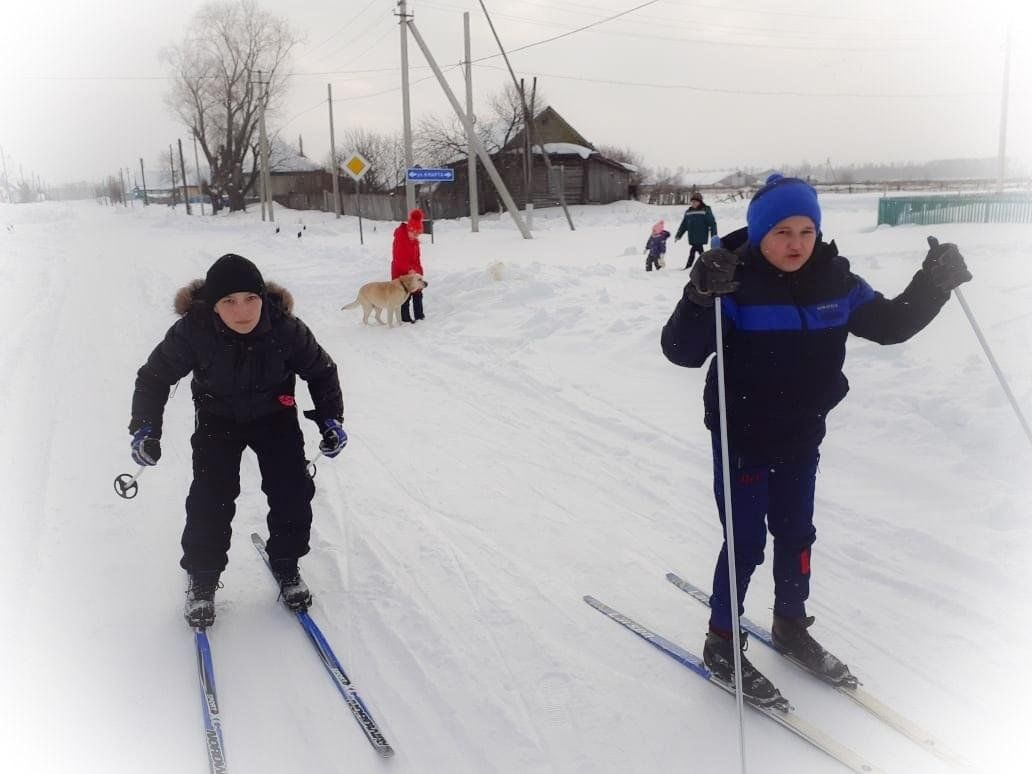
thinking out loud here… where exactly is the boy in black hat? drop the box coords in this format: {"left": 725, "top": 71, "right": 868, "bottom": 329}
{"left": 662, "top": 175, "right": 972, "bottom": 705}
{"left": 128, "top": 253, "right": 347, "bottom": 628}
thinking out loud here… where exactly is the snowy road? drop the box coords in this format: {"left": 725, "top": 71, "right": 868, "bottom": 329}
{"left": 1, "top": 197, "right": 1029, "bottom": 773}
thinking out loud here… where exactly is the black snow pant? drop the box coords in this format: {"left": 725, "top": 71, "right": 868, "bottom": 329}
{"left": 181, "top": 407, "right": 316, "bottom": 574}
{"left": 400, "top": 290, "right": 424, "bottom": 322}
{"left": 646, "top": 253, "right": 663, "bottom": 271}
{"left": 685, "top": 244, "right": 704, "bottom": 269}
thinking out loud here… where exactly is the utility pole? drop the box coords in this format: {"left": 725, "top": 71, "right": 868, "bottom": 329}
{"left": 327, "top": 83, "right": 341, "bottom": 218}
{"left": 406, "top": 19, "right": 531, "bottom": 239}
{"left": 139, "top": 158, "right": 149, "bottom": 205}
{"left": 169, "top": 144, "right": 178, "bottom": 207}
{"left": 463, "top": 12, "right": 479, "bottom": 232}
{"left": 0, "top": 145, "right": 8, "bottom": 202}
{"left": 477, "top": 0, "right": 574, "bottom": 230}
{"left": 118, "top": 168, "right": 127, "bottom": 207}
{"left": 178, "top": 138, "right": 192, "bottom": 215}
{"left": 520, "top": 79, "right": 531, "bottom": 210}
{"left": 192, "top": 133, "right": 205, "bottom": 215}
{"left": 257, "top": 70, "right": 274, "bottom": 223}
{"left": 996, "top": 22, "right": 1012, "bottom": 193}
{"left": 398, "top": 0, "right": 416, "bottom": 212}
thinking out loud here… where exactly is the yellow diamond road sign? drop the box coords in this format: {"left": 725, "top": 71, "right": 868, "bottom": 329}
{"left": 342, "top": 152, "right": 370, "bottom": 181}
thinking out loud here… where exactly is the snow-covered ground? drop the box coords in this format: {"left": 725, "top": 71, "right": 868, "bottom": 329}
{"left": 0, "top": 193, "right": 1029, "bottom": 774}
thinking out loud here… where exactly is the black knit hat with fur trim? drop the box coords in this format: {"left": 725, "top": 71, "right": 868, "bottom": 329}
{"left": 204, "top": 253, "right": 266, "bottom": 304}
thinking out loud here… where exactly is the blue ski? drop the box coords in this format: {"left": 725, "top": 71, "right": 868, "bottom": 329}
{"left": 251, "top": 533, "right": 394, "bottom": 758}
{"left": 665, "top": 572, "right": 976, "bottom": 773}
{"left": 584, "top": 595, "right": 884, "bottom": 773}
{"left": 194, "top": 629, "right": 229, "bottom": 774}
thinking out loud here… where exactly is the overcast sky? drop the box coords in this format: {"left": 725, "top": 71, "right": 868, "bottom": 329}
{"left": 2, "top": 0, "right": 1029, "bottom": 185}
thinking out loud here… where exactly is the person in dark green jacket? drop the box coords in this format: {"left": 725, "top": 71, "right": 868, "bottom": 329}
{"left": 675, "top": 193, "right": 718, "bottom": 269}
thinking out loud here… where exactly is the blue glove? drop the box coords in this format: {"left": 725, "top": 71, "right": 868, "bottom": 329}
{"left": 131, "top": 426, "right": 161, "bottom": 466}
{"left": 710, "top": 236, "right": 722, "bottom": 249}
{"left": 318, "top": 419, "right": 348, "bottom": 458}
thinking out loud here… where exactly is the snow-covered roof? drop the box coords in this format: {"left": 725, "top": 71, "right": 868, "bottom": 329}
{"left": 675, "top": 169, "right": 746, "bottom": 186}
{"left": 270, "top": 139, "right": 323, "bottom": 173}
{"left": 531, "top": 143, "right": 594, "bottom": 159}
{"left": 620, "top": 162, "right": 639, "bottom": 173}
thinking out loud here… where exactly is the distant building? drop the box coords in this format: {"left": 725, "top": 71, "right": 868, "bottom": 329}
{"left": 268, "top": 139, "right": 329, "bottom": 209}
{"left": 430, "top": 106, "right": 633, "bottom": 219}
{"left": 678, "top": 169, "right": 759, "bottom": 188}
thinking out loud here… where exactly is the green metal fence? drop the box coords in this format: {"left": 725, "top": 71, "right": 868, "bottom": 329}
{"left": 878, "top": 193, "right": 1032, "bottom": 226}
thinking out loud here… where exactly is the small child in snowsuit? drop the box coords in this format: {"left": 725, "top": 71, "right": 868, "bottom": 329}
{"left": 644, "top": 220, "right": 670, "bottom": 271}
{"left": 128, "top": 253, "right": 348, "bottom": 628}
{"left": 675, "top": 192, "right": 718, "bottom": 269}
{"left": 392, "top": 208, "right": 426, "bottom": 323}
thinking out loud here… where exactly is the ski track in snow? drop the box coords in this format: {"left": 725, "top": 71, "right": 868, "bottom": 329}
{"left": 1, "top": 197, "right": 1030, "bottom": 774}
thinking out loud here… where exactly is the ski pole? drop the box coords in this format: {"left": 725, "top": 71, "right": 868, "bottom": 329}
{"left": 714, "top": 296, "right": 748, "bottom": 774}
{"left": 306, "top": 451, "right": 324, "bottom": 479}
{"left": 113, "top": 466, "right": 146, "bottom": 499}
{"left": 954, "top": 287, "right": 1032, "bottom": 448}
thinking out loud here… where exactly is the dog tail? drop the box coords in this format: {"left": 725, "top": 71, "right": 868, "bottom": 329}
{"left": 340, "top": 297, "right": 361, "bottom": 310}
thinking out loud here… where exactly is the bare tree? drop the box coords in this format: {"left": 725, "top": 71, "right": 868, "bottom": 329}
{"left": 414, "top": 83, "right": 545, "bottom": 166}
{"left": 414, "top": 113, "right": 495, "bottom": 167}
{"left": 163, "top": 0, "right": 300, "bottom": 212}
{"left": 333, "top": 128, "right": 406, "bottom": 193}
{"left": 597, "top": 144, "right": 649, "bottom": 188}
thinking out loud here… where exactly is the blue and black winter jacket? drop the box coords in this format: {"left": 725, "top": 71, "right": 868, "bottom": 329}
{"left": 661, "top": 237, "right": 950, "bottom": 462}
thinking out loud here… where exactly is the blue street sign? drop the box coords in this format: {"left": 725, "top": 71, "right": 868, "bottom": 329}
{"left": 406, "top": 167, "right": 455, "bottom": 182}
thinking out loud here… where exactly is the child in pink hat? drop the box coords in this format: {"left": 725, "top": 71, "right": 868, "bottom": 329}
{"left": 644, "top": 220, "right": 670, "bottom": 271}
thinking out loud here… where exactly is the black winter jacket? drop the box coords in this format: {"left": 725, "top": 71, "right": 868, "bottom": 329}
{"left": 661, "top": 238, "right": 950, "bottom": 462}
{"left": 130, "top": 280, "right": 343, "bottom": 438}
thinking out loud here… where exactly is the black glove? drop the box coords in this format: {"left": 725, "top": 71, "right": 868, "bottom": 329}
{"left": 318, "top": 419, "right": 348, "bottom": 458}
{"left": 924, "top": 237, "right": 972, "bottom": 293}
{"left": 303, "top": 409, "right": 348, "bottom": 458}
{"left": 130, "top": 426, "right": 161, "bottom": 466}
{"left": 685, "top": 248, "right": 740, "bottom": 307}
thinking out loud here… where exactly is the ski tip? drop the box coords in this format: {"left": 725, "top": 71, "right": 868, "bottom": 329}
{"left": 250, "top": 532, "right": 266, "bottom": 548}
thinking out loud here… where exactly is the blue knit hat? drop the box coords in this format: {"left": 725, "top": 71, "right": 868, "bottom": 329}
{"left": 746, "top": 174, "right": 821, "bottom": 245}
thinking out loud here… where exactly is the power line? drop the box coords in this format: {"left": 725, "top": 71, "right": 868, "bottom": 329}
{"left": 466, "top": 0, "right": 664, "bottom": 59}
{"left": 517, "top": 0, "right": 928, "bottom": 26}
{"left": 300, "top": 0, "right": 381, "bottom": 58}
{"left": 423, "top": 0, "right": 955, "bottom": 46}
{"left": 474, "top": 63, "right": 1002, "bottom": 100}
{"left": 317, "top": 13, "right": 394, "bottom": 67}
{"left": 280, "top": 98, "right": 329, "bottom": 128}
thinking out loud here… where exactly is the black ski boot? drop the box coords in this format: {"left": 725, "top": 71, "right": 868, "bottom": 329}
{"left": 703, "top": 629, "right": 788, "bottom": 710}
{"left": 271, "top": 560, "right": 313, "bottom": 612}
{"left": 185, "top": 571, "right": 221, "bottom": 629}
{"left": 772, "top": 614, "right": 858, "bottom": 688}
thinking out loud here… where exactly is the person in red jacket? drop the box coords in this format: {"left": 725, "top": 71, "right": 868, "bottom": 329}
{"left": 391, "top": 208, "right": 426, "bottom": 323}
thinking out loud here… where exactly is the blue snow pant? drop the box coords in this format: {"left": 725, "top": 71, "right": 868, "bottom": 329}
{"left": 181, "top": 407, "right": 315, "bottom": 574}
{"left": 708, "top": 434, "right": 819, "bottom": 633}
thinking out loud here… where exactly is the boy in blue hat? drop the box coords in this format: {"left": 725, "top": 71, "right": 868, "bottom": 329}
{"left": 661, "top": 174, "right": 972, "bottom": 705}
